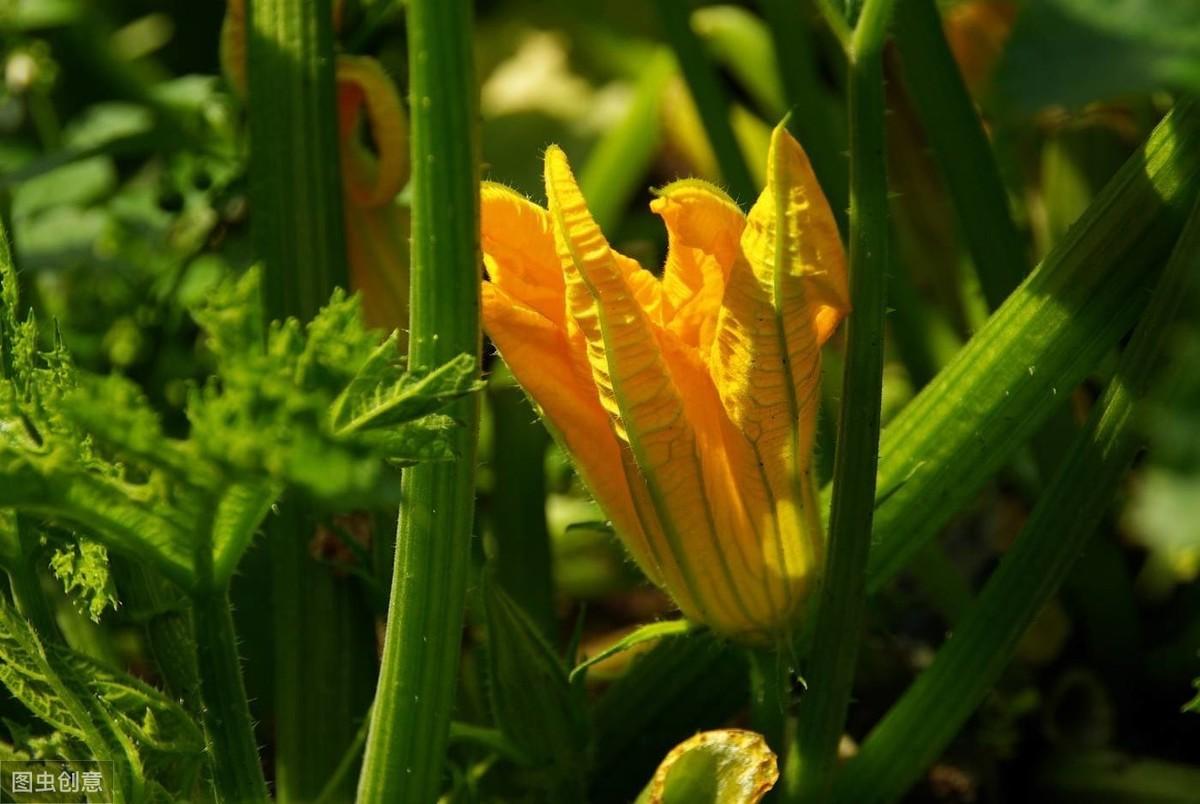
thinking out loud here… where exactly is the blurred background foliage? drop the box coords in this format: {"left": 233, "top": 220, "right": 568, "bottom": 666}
{"left": 2, "top": 0, "right": 1200, "bottom": 801}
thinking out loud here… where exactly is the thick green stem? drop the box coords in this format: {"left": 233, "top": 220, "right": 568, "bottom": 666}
{"left": 652, "top": 0, "right": 758, "bottom": 204}
{"left": 193, "top": 586, "right": 269, "bottom": 804}
{"left": 789, "top": 1, "right": 895, "bottom": 800}
{"left": 246, "top": 2, "right": 373, "bottom": 799}
{"left": 356, "top": 0, "right": 482, "bottom": 800}
{"left": 272, "top": 502, "right": 375, "bottom": 802}
{"left": 248, "top": 0, "right": 347, "bottom": 317}
{"left": 113, "top": 560, "right": 204, "bottom": 717}
{"left": 832, "top": 193, "right": 1200, "bottom": 804}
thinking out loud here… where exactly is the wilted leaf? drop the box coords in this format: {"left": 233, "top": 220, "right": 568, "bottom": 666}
{"left": 635, "top": 729, "right": 778, "bottom": 804}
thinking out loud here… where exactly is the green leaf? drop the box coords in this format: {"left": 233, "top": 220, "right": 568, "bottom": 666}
{"left": 481, "top": 572, "right": 589, "bottom": 796}
{"left": 997, "top": 0, "right": 1200, "bottom": 112}
{"left": 859, "top": 99, "right": 1200, "bottom": 591}
{"left": 49, "top": 540, "right": 116, "bottom": 623}
{"left": 190, "top": 267, "right": 265, "bottom": 362}
{"left": 367, "top": 414, "right": 460, "bottom": 466}
{"left": 569, "top": 619, "right": 699, "bottom": 683}
{"left": 1, "top": 0, "right": 82, "bottom": 29}
{"left": 331, "top": 344, "right": 479, "bottom": 435}
{"left": 634, "top": 729, "right": 778, "bottom": 804}
{"left": 1184, "top": 678, "right": 1200, "bottom": 714}
{"left": 0, "top": 597, "right": 206, "bottom": 800}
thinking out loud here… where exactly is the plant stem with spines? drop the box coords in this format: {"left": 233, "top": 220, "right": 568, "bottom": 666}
{"left": 356, "top": 0, "right": 482, "bottom": 799}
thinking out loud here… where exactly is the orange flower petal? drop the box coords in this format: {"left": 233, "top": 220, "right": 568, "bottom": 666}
{"left": 481, "top": 283, "right": 662, "bottom": 585}
{"left": 545, "top": 145, "right": 770, "bottom": 634}
{"left": 651, "top": 179, "right": 745, "bottom": 354}
{"left": 481, "top": 183, "right": 566, "bottom": 328}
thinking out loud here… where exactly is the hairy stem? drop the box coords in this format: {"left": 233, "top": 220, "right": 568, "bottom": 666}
{"left": 356, "top": 0, "right": 482, "bottom": 799}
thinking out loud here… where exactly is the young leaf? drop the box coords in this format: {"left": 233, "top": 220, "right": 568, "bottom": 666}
{"left": 569, "top": 619, "right": 700, "bottom": 683}
{"left": 332, "top": 345, "right": 479, "bottom": 435}
{"left": 50, "top": 539, "right": 116, "bottom": 622}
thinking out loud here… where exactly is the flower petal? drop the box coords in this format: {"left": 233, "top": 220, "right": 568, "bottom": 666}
{"left": 545, "top": 145, "right": 770, "bottom": 634}
{"left": 481, "top": 183, "right": 566, "bottom": 327}
{"left": 712, "top": 124, "right": 847, "bottom": 582}
{"left": 651, "top": 179, "right": 745, "bottom": 354}
{"left": 481, "top": 283, "right": 663, "bottom": 585}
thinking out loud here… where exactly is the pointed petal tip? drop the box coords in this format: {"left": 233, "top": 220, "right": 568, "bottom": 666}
{"left": 543, "top": 143, "right": 573, "bottom": 184}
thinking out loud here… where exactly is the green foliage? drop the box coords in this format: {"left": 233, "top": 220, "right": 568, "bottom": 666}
{"left": 998, "top": 0, "right": 1200, "bottom": 111}
{"left": 1126, "top": 315, "right": 1200, "bottom": 585}
{"left": 569, "top": 618, "right": 699, "bottom": 683}
{"left": 0, "top": 597, "right": 205, "bottom": 801}
{"left": 49, "top": 540, "right": 116, "bottom": 622}
{"left": 0, "top": 259, "right": 478, "bottom": 589}
{"left": 481, "top": 571, "right": 590, "bottom": 798}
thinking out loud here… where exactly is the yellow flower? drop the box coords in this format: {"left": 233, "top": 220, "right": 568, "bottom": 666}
{"left": 482, "top": 124, "right": 848, "bottom": 641}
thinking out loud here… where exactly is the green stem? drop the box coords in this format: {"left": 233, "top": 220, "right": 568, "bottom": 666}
{"left": 7, "top": 517, "right": 58, "bottom": 638}
{"left": 746, "top": 646, "right": 788, "bottom": 758}
{"left": 313, "top": 708, "right": 371, "bottom": 804}
{"left": 789, "top": 1, "right": 895, "bottom": 800}
{"left": 113, "top": 560, "right": 205, "bottom": 717}
{"left": 814, "top": 0, "right": 854, "bottom": 53}
{"left": 833, "top": 193, "right": 1200, "bottom": 804}
{"left": 652, "top": 0, "right": 758, "bottom": 204}
{"left": 192, "top": 586, "right": 269, "bottom": 804}
{"left": 248, "top": 0, "right": 347, "bottom": 319}
{"left": 272, "top": 502, "right": 375, "bottom": 802}
{"left": 246, "top": 2, "right": 373, "bottom": 799}
{"left": 356, "top": 0, "right": 482, "bottom": 800}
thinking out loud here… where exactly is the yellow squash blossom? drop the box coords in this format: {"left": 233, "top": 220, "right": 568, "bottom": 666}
{"left": 482, "top": 124, "right": 848, "bottom": 641}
